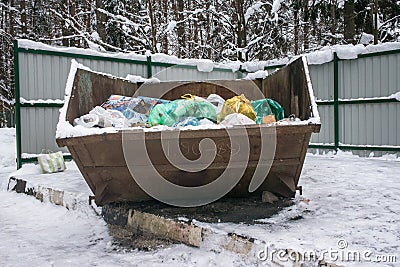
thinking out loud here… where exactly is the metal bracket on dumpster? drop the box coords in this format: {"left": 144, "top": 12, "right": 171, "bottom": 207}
{"left": 296, "top": 186, "right": 303, "bottom": 195}
{"left": 89, "top": 195, "right": 95, "bottom": 205}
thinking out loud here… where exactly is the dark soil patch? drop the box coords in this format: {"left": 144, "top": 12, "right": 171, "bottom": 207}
{"left": 103, "top": 195, "right": 294, "bottom": 225}
{"left": 108, "top": 224, "right": 176, "bottom": 251}
{"left": 103, "top": 196, "right": 294, "bottom": 250}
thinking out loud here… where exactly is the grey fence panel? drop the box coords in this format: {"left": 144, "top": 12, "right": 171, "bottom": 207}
{"left": 19, "top": 53, "right": 71, "bottom": 100}
{"left": 77, "top": 58, "right": 148, "bottom": 79}
{"left": 308, "top": 62, "right": 334, "bottom": 145}
{"left": 309, "top": 62, "right": 334, "bottom": 101}
{"left": 308, "top": 52, "right": 400, "bottom": 152}
{"left": 336, "top": 54, "right": 400, "bottom": 149}
{"left": 310, "top": 105, "right": 334, "bottom": 144}
{"left": 339, "top": 53, "right": 400, "bottom": 99}
{"left": 20, "top": 107, "right": 68, "bottom": 155}
{"left": 18, "top": 54, "right": 149, "bottom": 100}
{"left": 206, "top": 69, "right": 238, "bottom": 80}
{"left": 152, "top": 66, "right": 193, "bottom": 81}
{"left": 340, "top": 103, "right": 399, "bottom": 146}
{"left": 152, "top": 65, "right": 237, "bottom": 82}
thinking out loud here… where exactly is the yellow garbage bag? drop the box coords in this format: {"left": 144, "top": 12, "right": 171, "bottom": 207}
{"left": 217, "top": 94, "right": 256, "bottom": 123}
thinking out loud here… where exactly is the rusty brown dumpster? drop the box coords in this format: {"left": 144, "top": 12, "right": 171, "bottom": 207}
{"left": 56, "top": 57, "right": 320, "bottom": 206}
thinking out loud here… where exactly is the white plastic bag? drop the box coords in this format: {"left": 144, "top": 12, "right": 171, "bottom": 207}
{"left": 37, "top": 151, "right": 66, "bottom": 174}
{"left": 74, "top": 113, "right": 99, "bottom": 128}
{"left": 74, "top": 106, "right": 129, "bottom": 128}
{"left": 206, "top": 94, "right": 225, "bottom": 114}
{"left": 90, "top": 106, "right": 128, "bottom": 128}
{"left": 220, "top": 113, "right": 256, "bottom": 126}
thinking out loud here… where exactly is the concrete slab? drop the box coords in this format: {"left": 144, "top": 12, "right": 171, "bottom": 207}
{"left": 7, "top": 161, "right": 92, "bottom": 211}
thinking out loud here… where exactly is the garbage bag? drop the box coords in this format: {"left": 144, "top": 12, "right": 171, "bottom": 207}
{"left": 217, "top": 94, "right": 256, "bottom": 123}
{"left": 37, "top": 151, "right": 66, "bottom": 174}
{"left": 100, "top": 95, "right": 144, "bottom": 123}
{"left": 147, "top": 95, "right": 217, "bottom": 127}
{"left": 136, "top": 96, "right": 170, "bottom": 115}
{"left": 173, "top": 117, "right": 199, "bottom": 127}
{"left": 100, "top": 95, "right": 132, "bottom": 113}
{"left": 220, "top": 113, "right": 256, "bottom": 126}
{"left": 100, "top": 95, "right": 169, "bottom": 125}
{"left": 251, "top": 98, "right": 284, "bottom": 123}
{"left": 206, "top": 94, "right": 225, "bottom": 114}
{"left": 89, "top": 106, "right": 128, "bottom": 128}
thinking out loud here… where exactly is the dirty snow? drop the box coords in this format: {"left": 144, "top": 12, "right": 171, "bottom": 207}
{"left": 0, "top": 128, "right": 399, "bottom": 266}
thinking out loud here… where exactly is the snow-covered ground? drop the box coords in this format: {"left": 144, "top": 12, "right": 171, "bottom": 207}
{"left": 0, "top": 128, "right": 399, "bottom": 266}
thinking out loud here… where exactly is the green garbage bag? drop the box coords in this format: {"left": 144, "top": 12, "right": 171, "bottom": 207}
{"left": 251, "top": 99, "right": 284, "bottom": 124}
{"left": 148, "top": 97, "right": 217, "bottom": 127}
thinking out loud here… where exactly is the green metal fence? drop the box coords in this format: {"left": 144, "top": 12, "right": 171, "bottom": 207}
{"left": 13, "top": 40, "right": 240, "bottom": 168}
{"left": 14, "top": 40, "right": 400, "bottom": 168}
{"left": 264, "top": 50, "right": 400, "bottom": 154}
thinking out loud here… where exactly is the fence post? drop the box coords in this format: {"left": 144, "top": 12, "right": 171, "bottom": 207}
{"left": 14, "top": 39, "right": 22, "bottom": 169}
{"left": 147, "top": 55, "right": 152, "bottom": 78}
{"left": 333, "top": 52, "right": 339, "bottom": 151}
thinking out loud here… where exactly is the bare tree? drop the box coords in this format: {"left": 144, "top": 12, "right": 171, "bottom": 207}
{"left": 95, "top": 0, "right": 106, "bottom": 42}
{"left": 344, "top": 0, "right": 355, "bottom": 44}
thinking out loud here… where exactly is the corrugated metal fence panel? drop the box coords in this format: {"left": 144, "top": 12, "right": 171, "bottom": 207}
{"left": 19, "top": 53, "right": 65, "bottom": 100}
{"left": 340, "top": 102, "right": 400, "bottom": 146}
{"left": 308, "top": 62, "right": 334, "bottom": 144}
{"left": 151, "top": 65, "right": 237, "bottom": 82}
{"left": 309, "top": 62, "right": 334, "bottom": 101}
{"left": 309, "top": 54, "right": 400, "bottom": 148}
{"left": 339, "top": 53, "right": 400, "bottom": 99}
{"left": 18, "top": 53, "right": 149, "bottom": 100}
{"left": 77, "top": 59, "right": 148, "bottom": 80}
{"left": 18, "top": 53, "right": 149, "bottom": 154}
{"left": 18, "top": 52, "right": 237, "bottom": 100}
{"left": 20, "top": 107, "right": 68, "bottom": 154}
{"left": 310, "top": 105, "right": 334, "bottom": 144}
{"left": 337, "top": 54, "right": 400, "bottom": 147}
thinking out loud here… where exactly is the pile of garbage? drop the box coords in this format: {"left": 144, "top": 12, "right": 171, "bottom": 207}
{"left": 73, "top": 93, "right": 286, "bottom": 129}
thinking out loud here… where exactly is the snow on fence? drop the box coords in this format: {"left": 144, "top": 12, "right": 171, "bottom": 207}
{"left": 14, "top": 40, "right": 400, "bottom": 167}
